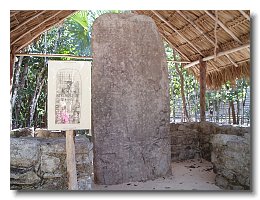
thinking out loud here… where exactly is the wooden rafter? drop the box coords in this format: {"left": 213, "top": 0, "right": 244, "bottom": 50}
{"left": 161, "top": 34, "right": 191, "bottom": 61}
{"left": 176, "top": 10, "right": 216, "bottom": 47}
{"left": 213, "top": 10, "right": 218, "bottom": 60}
{"left": 10, "top": 11, "right": 19, "bottom": 17}
{"left": 225, "top": 54, "right": 238, "bottom": 67}
{"left": 15, "top": 52, "right": 190, "bottom": 63}
{"left": 11, "top": 11, "right": 63, "bottom": 46}
{"left": 207, "top": 58, "right": 250, "bottom": 72}
{"left": 209, "top": 60, "right": 221, "bottom": 71}
{"left": 11, "top": 11, "right": 46, "bottom": 33}
{"left": 15, "top": 53, "right": 92, "bottom": 60}
{"left": 205, "top": 10, "right": 242, "bottom": 44}
{"left": 239, "top": 10, "right": 250, "bottom": 21}
{"left": 151, "top": 10, "right": 203, "bottom": 55}
{"left": 184, "top": 43, "right": 250, "bottom": 69}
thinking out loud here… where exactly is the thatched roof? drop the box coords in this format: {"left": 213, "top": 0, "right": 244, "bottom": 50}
{"left": 10, "top": 10, "right": 250, "bottom": 89}
{"left": 10, "top": 10, "right": 75, "bottom": 53}
{"left": 135, "top": 10, "right": 250, "bottom": 89}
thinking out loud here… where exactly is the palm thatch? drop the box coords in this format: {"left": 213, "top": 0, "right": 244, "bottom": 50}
{"left": 10, "top": 10, "right": 250, "bottom": 89}
{"left": 10, "top": 10, "right": 76, "bottom": 53}
{"left": 134, "top": 10, "right": 250, "bottom": 89}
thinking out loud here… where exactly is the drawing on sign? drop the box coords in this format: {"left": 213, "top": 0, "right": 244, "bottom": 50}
{"left": 48, "top": 61, "right": 91, "bottom": 130}
{"left": 55, "top": 69, "right": 81, "bottom": 124}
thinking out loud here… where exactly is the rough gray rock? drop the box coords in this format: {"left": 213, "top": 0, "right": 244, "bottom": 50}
{"left": 10, "top": 138, "right": 41, "bottom": 168}
{"left": 211, "top": 133, "right": 250, "bottom": 190}
{"left": 170, "top": 122, "right": 250, "bottom": 190}
{"left": 10, "top": 127, "right": 34, "bottom": 137}
{"left": 92, "top": 13, "right": 171, "bottom": 185}
{"left": 10, "top": 136, "right": 93, "bottom": 190}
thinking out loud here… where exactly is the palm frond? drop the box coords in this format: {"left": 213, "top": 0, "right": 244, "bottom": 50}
{"left": 70, "top": 11, "right": 88, "bottom": 31}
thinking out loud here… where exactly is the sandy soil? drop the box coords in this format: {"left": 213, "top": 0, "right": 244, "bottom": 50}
{"left": 92, "top": 159, "right": 221, "bottom": 191}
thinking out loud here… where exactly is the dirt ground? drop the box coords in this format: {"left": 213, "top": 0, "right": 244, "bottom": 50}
{"left": 92, "top": 159, "right": 221, "bottom": 191}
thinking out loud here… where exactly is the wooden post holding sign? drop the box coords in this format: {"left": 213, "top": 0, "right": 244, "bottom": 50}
{"left": 66, "top": 130, "right": 78, "bottom": 190}
{"left": 199, "top": 57, "right": 207, "bottom": 122}
{"left": 47, "top": 61, "right": 91, "bottom": 190}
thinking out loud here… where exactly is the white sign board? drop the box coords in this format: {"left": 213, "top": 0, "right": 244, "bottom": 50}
{"left": 48, "top": 61, "right": 91, "bottom": 130}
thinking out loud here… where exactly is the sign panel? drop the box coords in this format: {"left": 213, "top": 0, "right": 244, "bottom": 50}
{"left": 48, "top": 61, "right": 91, "bottom": 130}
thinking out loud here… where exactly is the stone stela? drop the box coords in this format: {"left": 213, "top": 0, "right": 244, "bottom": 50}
{"left": 92, "top": 13, "right": 171, "bottom": 185}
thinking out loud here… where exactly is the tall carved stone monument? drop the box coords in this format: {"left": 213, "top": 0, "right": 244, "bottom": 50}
{"left": 92, "top": 13, "right": 171, "bottom": 185}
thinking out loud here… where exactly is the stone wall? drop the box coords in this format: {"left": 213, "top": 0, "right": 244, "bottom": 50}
{"left": 92, "top": 13, "right": 171, "bottom": 185}
{"left": 170, "top": 122, "right": 249, "bottom": 161}
{"left": 10, "top": 136, "right": 93, "bottom": 190}
{"left": 170, "top": 124, "right": 199, "bottom": 161}
{"left": 170, "top": 122, "right": 250, "bottom": 190}
{"left": 211, "top": 133, "right": 250, "bottom": 190}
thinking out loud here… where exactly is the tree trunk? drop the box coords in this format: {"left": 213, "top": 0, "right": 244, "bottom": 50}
{"left": 28, "top": 67, "right": 46, "bottom": 127}
{"left": 11, "top": 56, "right": 23, "bottom": 129}
{"left": 10, "top": 51, "right": 15, "bottom": 86}
{"left": 173, "top": 50, "right": 190, "bottom": 122}
{"left": 11, "top": 56, "right": 23, "bottom": 110}
{"left": 216, "top": 99, "right": 220, "bottom": 123}
{"left": 242, "top": 79, "right": 248, "bottom": 125}
{"left": 242, "top": 85, "right": 248, "bottom": 125}
{"left": 230, "top": 100, "right": 236, "bottom": 124}
{"left": 194, "top": 86, "right": 198, "bottom": 122}
{"left": 236, "top": 99, "right": 240, "bottom": 125}
{"left": 228, "top": 103, "right": 231, "bottom": 124}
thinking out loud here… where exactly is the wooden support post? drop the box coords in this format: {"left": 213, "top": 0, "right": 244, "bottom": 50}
{"left": 66, "top": 130, "right": 78, "bottom": 190}
{"left": 199, "top": 57, "right": 207, "bottom": 122}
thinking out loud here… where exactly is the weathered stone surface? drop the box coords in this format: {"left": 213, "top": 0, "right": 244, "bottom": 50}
{"left": 35, "top": 128, "right": 66, "bottom": 138}
{"left": 10, "top": 138, "right": 41, "bottom": 168}
{"left": 10, "top": 136, "right": 93, "bottom": 190}
{"left": 170, "top": 128, "right": 199, "bottom": 161}
{"left": 215, "top": 175, "right": 229, "bottom": 189}
{"left": 11, "top": 168, "right": 41, "bottom": 185}
{"left": 38, "top": 177, "right": 68, "bottom": 190}
{"left": 170, "top": 122, "right": 250, "bottom": 190}
{"left": 41, "top": 155, "right": 62, "bottom": 178}
{"left": 211, "top": 133, "right": 250, "bottom": 190}
{"left": 92, "top": 13, "right": 171, "bottom": 185}
{"left": 10, "top": 127, "right": 34, "bottom": 137}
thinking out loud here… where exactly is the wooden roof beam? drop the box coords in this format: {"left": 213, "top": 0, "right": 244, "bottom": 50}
{"left": 11, "top": 10, "right": 46, "bottom": 33}
{"left": 176, "top": 10, "right": 217, "bottom": 47}
{"left": 209, "top": 58, "right": 250, "bottom": 71}
{"left": 11, "top": 11, "right": 63, "bottom": 46}
{"left": 15, "top": 52, "right": 190, "bottom": 63}
{"left": 246, "top": 47, "right": 250, "bottom": 53}
{"left": 184, "top": 43, "right": 249, "bottom": 69}
{"left": 225, "top": 54, "right": 239, "bottom": 67}
{"left": 205, "top": 10, "right": 243, "bottom": 44}
{"left": 239, "top": 10, "right": 250, "bottom": 21}
{"left": 208, "top": 60, "right": 221, "bottom": 71}
{"left": 15, "top": 53, "right": 93, "bottom": 60}
{"left": 10, "top": 11, "right": 19, "bottom": 18}
{"left": 161, "top": 34, "right": 191, "bottom": 62}
{"left": 151, "top": 10, "right": 203, "bottom": 56}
